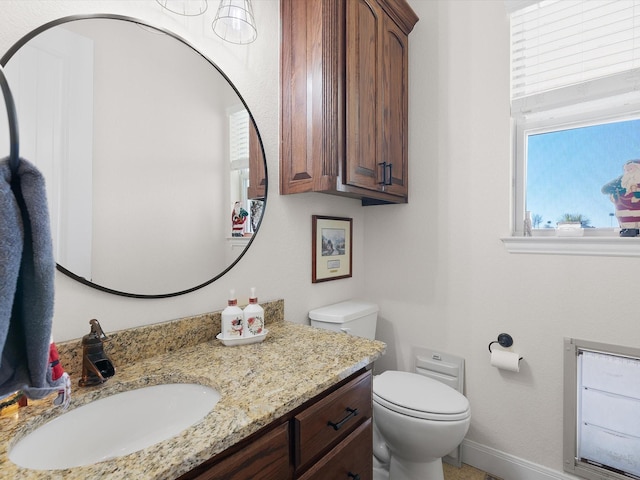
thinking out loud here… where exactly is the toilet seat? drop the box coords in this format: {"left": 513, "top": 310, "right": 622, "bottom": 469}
{"left": 373, "top": 371, "right": 470, "bottom": 421}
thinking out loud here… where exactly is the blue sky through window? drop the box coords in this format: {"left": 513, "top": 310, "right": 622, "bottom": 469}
{"left": 527, "top": 118, "right": 640, "bottom": 228}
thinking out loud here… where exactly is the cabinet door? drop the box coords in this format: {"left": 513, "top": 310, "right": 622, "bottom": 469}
{"left": 190, "top": 422, "right": 291, "bottom": 480}
{"left": 346, "top": 0, "right": 409, "bottom": 199}
{"left": 380, "top": 13, "right": 409, "bottom": 197}
{"left": 280, "top": 0, "right": 341, "bottom": 195}
{"left": 345, "top": 0, "right": 383, "bottom": 192}
{"left": 297, "top": 419, "right": 373, "bottom": 480}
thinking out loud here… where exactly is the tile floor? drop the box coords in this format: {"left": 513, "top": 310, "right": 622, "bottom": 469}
{"left": 443, "top": 463, "right": 502, "bottom": 480}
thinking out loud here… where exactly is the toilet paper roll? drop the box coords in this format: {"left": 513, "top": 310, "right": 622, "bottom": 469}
{"left": 490, "top": 349, "right": 520, "bottom": 372}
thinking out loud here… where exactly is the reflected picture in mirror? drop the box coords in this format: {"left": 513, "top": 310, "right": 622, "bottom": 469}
{"left": 0, "top": 15, "right": 266, "bottom": 298}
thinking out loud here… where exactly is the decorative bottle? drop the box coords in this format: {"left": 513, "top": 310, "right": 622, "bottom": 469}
{"left": 221, "top": 289, "right": 243, "bottom": 338}
{"left": 243, "top": 287, "right": 265, "bottom": 337}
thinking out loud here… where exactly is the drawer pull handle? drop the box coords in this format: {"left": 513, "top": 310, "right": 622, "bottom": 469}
{"left": 327, "top": 407, "right": 358, "bottom": 431}
{"left": 348, "top": 473, "right": 360, "bottom": 480}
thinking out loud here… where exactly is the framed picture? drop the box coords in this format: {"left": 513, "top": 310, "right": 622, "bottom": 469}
{"left": 312, "top": 215, "right": 353, "bottom": 283}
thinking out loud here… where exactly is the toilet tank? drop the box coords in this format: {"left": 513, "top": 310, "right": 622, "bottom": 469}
{"left": 308, "top": 300, "right": 378, "bottom": 339}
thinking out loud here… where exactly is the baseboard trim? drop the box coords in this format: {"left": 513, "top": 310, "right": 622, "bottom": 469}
{"left": 461, "top": 439, "right": 581, "bottom": 480}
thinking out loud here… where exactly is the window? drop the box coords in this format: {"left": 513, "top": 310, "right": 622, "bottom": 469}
{"left": 517, "top": 111, "right": 640, "bottom": 234}
{"left": 509, "top": 1, "right": 640, "bottom": 245}
{"left": 228, "top": 107, "right": 255, "bottom": 236}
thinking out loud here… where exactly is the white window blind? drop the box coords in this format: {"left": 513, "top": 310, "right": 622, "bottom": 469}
{"left": 511, "top": 0, "right": 640, "bottom": 114}
{"left": 229, "top": 108, "right": 249, "bottom": 170}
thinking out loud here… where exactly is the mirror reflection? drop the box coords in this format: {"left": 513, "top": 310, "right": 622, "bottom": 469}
{"left": 0, "top": 16, "right": 266, "bottom": 298}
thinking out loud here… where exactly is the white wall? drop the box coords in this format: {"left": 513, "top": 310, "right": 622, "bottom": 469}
{"left": 366, "top": 0, "right": 640, "bottom": 474}
{"left": 4, "top": 0, "right": 639, "bottom": 477}
{"left": 83, "top": 19, "right": 232, "bottom": 293}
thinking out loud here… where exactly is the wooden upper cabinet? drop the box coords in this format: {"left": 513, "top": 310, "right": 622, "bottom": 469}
{"left": 280, "top": 0, "right": 418, "bottom": 205}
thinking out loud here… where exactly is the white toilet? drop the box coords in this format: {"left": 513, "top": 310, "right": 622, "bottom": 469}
{"left": 309, "top": 300, "right": 471, "bottom": 480}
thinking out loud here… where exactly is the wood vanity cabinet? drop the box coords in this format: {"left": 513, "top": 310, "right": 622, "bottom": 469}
{"left": 280, "top": 0, "right": 418, "bottom": 205}
{"left": 177, "top": 370, "right": 372, "bottom": 480}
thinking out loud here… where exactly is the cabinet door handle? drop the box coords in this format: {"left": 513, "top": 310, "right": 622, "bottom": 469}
{"left": 378, "top": 162, "right": 387, "bottom": 185}
{"left": 327, "top": 407, "right": 358, "bottom": 431}
{"left": 348, "top": 473, "right": 361, "bottom": 480}
{"left": 378, "top": 162, "right": 392, "bottom": 186}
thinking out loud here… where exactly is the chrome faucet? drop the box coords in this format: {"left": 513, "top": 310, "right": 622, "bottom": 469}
{"left": 79, "top": 319, "right": 115, "bottom": 387}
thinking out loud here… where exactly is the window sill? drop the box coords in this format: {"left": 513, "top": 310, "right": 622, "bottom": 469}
{"left": 501, "top": 236, "right": 640, "bottom": 257}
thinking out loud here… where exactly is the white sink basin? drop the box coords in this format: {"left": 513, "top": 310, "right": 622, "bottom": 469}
{"left": 9, "top": 383, "right": 220, "bottom": 470}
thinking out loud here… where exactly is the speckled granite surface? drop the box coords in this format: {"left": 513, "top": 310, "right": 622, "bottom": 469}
{"left": 55, "top": 299, "right": 285, "bottom": 380}
{"left": 0, "top": 302, "right": 385, "bottom": 479}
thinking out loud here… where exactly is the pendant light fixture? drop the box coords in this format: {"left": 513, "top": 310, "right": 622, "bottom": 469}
{"left": 156, "top": 0, "right": 208, "bottom": 17}
{"left": 212, "top": 0, "right": 257, "bottom": 45}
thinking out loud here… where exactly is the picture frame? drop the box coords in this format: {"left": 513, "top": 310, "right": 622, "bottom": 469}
{"left": 312, "top": 215, "right": 353, "bottom": 283}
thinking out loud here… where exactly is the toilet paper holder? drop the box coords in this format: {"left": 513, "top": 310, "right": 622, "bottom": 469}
{"left": 488, "top": 333, "right": 523, "bottom": 360}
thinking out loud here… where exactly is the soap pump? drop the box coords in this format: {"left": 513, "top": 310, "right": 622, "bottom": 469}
{"left": 243, "top": 287, "right": 264, "bottom": 337}
{"left": 221, "top": 289, "right": 244, "bottom": 338}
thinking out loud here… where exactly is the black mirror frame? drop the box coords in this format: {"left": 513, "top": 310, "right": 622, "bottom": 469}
{"left": 0, "top": 13, "right": 268, "bottom": 299}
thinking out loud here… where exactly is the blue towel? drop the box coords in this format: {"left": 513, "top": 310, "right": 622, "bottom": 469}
{"left": 0, "top": 157, "right": 65, "bottom": 399}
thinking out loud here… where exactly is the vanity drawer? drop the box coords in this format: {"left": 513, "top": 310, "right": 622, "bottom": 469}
{"left": 189, "top": 422, "right": 291, "bottom": 480}
{"left": 294, "top": 370, "right": 372, "bottom": 470}
{"left": 297, "top": 418, "right": 373, "bottom": 480}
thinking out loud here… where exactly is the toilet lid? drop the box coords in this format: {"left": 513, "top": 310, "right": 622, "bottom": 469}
{"left": 373, "top": 371, "right": 470, "bottom": 421}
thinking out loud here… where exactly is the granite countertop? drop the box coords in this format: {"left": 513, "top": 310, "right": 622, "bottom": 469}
{"left": 0, "top": 321, "right": 385, "bottom": 479}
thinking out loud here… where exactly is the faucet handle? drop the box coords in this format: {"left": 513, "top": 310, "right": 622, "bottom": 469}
{"left": 88, "top": 319, "right": 109, "bottom": 342}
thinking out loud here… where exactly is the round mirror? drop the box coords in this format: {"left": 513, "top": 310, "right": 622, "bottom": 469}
{"left": 0, "top": 14, "right": 267, "bottom": 298}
